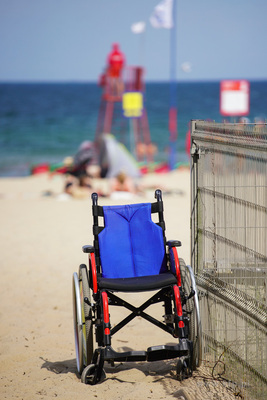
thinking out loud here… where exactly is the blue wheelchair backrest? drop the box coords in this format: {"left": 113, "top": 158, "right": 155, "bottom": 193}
{"left": 98, "top": 203, "right": 167, "bottom": 279}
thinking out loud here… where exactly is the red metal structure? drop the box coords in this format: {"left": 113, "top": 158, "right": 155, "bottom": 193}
{"left": 95, "top": 62, "right": 155, "bottom": 163}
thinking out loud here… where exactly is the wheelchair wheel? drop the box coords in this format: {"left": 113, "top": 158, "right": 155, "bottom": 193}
{"left": 79, "top": 264, "right": 94, "bottom": 367}
{"left": 176, "top": 356, "right": 191, "bottom": 381}
{"left": 180, "top": 259, "right": 202, "bottom": 370}
{"left": 81, "top": 363, "right": 106, "bottom": 385}
{"left": 73, "top": 272, "right": 83, "bottom": 374}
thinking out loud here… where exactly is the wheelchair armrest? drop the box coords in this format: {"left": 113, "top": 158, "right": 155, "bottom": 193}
{"left": 82, "top": 245, "right": 98, "bottom": 294}
{"left": 82, "top": 245, "right": 94, "bottom": 253}
{"left": 167, "top": 240, "right": 182, "bottom": 248}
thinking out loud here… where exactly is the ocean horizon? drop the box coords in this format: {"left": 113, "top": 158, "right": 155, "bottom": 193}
{"left": 1, "top": 80, "right": 266, "bottom": 177}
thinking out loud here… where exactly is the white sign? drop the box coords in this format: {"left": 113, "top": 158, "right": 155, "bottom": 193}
{"left": 220, "top": 80, "right": 250, "bottom": 116}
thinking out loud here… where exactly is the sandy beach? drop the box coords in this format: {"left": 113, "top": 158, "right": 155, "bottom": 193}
{"left": 0, "top": 169, "right": 240, "bottom": 400}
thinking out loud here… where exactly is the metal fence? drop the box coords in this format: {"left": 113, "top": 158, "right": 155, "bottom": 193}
{"left": 190, "top": 120, "right": 267, "bottom": 400}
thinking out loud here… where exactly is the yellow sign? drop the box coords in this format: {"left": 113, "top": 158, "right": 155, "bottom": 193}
{"left": 122, "top": 92, "right": 143, "bottom": 118}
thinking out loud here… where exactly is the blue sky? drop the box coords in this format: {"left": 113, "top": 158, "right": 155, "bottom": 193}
{"left": 1, "top": 0, "right": 266, "bottom": 82}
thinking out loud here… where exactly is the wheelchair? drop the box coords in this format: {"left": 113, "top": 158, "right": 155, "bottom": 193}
{"left": 72, "top": 189, "right": 202, "bottom": 384}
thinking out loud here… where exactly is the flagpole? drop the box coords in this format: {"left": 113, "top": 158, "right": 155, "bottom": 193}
{"left": 168, "top": 0, "right": 177, "bottom": 170}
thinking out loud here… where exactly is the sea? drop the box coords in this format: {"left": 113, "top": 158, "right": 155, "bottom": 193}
{"left": 0, "top": 80, "right": 266, "bottom": 177}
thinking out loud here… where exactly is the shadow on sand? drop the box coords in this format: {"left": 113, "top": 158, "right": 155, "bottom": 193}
{"left": 40, "top": 357, "right": 79, "bottom": 377}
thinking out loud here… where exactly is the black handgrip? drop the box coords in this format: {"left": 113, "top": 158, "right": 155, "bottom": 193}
{"left": 91, "top": 192, "right": 98, "bottom": 206}
{"left": 155, "top": 189, "right": 162, "bottom": 202}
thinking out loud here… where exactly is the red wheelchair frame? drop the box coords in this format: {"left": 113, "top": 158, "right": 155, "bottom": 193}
{"left": 72, "top": 189, "right": 202, "bottom": 384}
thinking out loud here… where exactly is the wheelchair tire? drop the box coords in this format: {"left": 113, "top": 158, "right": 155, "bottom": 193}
{"left": 179, "top": 259, "right": 202, "bottom": 370}
{"left": 79, "top": 264, "right": 94, "bottom": 368}
{"left": 81, "top": 363, "right": 106, "bottom": 385}
{"left": 72, "top": 272, "right": 83, "bottom": 374}
{"left": 176, "top": 356, "right": 191, "bottom": 381}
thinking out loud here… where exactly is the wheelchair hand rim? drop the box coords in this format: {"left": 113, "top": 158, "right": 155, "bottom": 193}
{"left": 186, "top": 264, "right": 202, "bottom": 367}
{"left": 72, "top": 272, "right": 83, "bottom": 374}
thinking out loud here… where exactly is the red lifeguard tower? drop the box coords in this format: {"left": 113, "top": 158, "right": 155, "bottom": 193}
{"left": 95, "top": 51, "right": 155, "bottom": 163}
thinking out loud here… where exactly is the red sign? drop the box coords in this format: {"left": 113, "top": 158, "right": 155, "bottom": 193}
{"left": 220, "top": 80, "right": 250, "bottom": 116}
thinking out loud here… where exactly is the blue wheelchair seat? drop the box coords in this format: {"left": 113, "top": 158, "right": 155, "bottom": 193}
{"left": 99, "top": 203, "right": 167, "bottom": 279}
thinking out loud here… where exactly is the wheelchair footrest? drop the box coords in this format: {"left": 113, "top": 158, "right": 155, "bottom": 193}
{"left": 147, "top": 344, "right": 188, "bottom": 361}
{"left": 104, "top": 342, "right": 190, "bottom": 363}
{"left": 104, "top": 347, "right": 147, "bottom": 362}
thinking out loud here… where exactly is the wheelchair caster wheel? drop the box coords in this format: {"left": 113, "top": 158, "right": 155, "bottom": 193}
{"left": 176, "top": 357, "right": 191, "bottom": 381}
{"left": 81, "top": 364, "right": 106, "bottom": 385}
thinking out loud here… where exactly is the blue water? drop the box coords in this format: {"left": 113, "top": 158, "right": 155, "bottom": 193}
{"left": 0, "top": 81, "right": 266, "bottom": 176}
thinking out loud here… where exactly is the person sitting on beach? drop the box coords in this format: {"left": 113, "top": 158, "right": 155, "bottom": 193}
{"left": 109, "top": 171, "right": 138, "bottom": 200}
{"left": 110, "top": 171, "right": 135, "bottom": 192}
{"left": 64, "top": 173, "right": 93, "bottom": 199}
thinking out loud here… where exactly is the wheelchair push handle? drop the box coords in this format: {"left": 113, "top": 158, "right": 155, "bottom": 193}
{"left": 92, "top": 192, "right": 98, "bottom": 206}
{"left": 155, "top": 189, "right": 162, "bottom": 202}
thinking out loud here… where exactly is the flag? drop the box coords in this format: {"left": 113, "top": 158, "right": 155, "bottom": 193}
{"left": 150, "top": 0, "right": 173, "bottom": 29}
{"left": 131, "top": 21, "right": 146, "bottom": 34}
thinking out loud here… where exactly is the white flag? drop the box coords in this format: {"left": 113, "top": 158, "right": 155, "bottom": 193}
{"left": 150, "top": 0, "right": 173, "bottom": 29}
{"left": 131, "top": 21, "right": 146, "bottom": 34}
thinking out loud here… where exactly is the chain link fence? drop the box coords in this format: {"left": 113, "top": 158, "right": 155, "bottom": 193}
{"left": 190, "top": 120, "right": 267, "bottom": 399}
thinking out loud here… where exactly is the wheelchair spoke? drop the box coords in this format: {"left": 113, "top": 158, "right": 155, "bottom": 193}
{"left": 180, "top": 259, "right": 202, "bottom": 370}
{"left": 79, "top": 264, "right": 94, "bottom": 369}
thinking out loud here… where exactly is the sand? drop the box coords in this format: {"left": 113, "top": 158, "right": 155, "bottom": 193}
{"left": 0, "top": 169, "right": 240, "bottom": 400}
